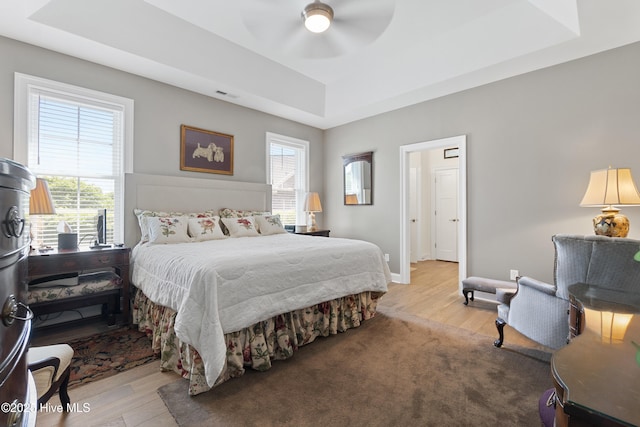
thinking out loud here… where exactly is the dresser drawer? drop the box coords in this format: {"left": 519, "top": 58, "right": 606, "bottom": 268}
{"left": 29, "top": 249, "right": 128, "bottom": 276}
{"left": 82, "top": 252, "right": 126, "bottom": 269}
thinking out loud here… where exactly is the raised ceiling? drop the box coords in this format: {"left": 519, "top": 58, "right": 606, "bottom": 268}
{"left": 2, "top": 0, "right": 640, "bottom": 129}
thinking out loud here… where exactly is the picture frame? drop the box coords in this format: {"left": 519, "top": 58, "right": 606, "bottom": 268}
{"left": 180, "top": 124, "right": 234, "bottom": 175}
{"left": 444, "top": 147, "right": 459, "bottom": 159}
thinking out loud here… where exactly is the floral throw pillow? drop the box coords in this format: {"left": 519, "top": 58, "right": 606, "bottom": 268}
{"left": 188, "top": 216, "right": 226, "bottom": 241}
{"left": 220, "top": 216, "right": 259, "bottom": 238}
{"left": 147, "top": 216, "right": 191, "bottom": 244}
{"left": 134, "top": 209, "right": 215, "bottom": 243}
{"left": 255, "top": 214, "right": 287, "bottom": 236}
{"left": 218, "top": 208, "right": 269, "bottom": 218}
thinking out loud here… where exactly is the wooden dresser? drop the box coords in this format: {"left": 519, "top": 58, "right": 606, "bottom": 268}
{"left": 0, "top": 159, "right": 38, "bottom": 426}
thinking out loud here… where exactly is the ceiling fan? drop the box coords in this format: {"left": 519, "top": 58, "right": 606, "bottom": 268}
{"left": 241, "top": 0, "right": 396, "bottom": 58}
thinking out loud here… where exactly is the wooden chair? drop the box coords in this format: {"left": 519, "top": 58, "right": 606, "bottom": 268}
{"left": 27, "top": 344, "right": 74, "bottom": 409}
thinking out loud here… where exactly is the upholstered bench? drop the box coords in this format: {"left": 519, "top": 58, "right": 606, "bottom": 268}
{"left": 461, "top": 276, "right": 517, "bottom": 305}
{"left": 28, "top": 271, "right": 122, "bottom": 326}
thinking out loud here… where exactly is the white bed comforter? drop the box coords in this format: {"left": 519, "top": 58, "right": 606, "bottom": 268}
{"left": 131, "top": 233, "right": 391, "bottom": 386}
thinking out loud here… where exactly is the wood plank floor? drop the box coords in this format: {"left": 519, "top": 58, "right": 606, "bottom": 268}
{"left": 34, "top": 260, "right": 546, "bottom": 426}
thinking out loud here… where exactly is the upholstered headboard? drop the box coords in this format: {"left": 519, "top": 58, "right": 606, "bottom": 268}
{"left": 123, "top": 173, "right": 272, "bottom": 248}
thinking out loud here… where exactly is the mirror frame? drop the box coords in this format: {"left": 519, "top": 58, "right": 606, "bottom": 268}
{"left": 342, "top": 151, "right": 373, "bottom": 205}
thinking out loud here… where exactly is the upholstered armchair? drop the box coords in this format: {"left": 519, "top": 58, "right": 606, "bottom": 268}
{"left": 494, "top": 234, "right": 640, "bottom": 349}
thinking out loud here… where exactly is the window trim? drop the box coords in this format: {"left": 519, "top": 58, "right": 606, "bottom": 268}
{"left": 265, "top": 132, "right": 309, "bottom": 225}
{"left": 13, "top": 73, "right": 134, "bottom": 241}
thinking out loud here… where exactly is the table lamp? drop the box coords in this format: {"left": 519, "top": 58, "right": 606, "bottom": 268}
{"left": 580, "top": 167, "right": 640, "bottom": 237}
{"left": 304, "top": 192, "right": 322, "bottom": 231}
{"left": 29, "top": 178, "right": 56, "bottom": 250}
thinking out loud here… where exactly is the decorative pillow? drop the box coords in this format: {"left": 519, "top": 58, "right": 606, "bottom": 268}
{"left": 255, "top": 214, "right": 287, "bottom": 236}
{"left": 147, "top": 216, "right": 191, "bottom": 244}
{"left": 188, "top": 216, "right": 226, "bottom": 241}
{"left": 134, "top": 209, "right": 215, "bottom": 243}
{"left": 218, "top": 208, "right": 269, "bottom": 219}
{"left": 220, "top": 216, "right": 259, "bottom": 238}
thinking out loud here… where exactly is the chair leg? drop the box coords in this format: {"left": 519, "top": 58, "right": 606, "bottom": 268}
{"left": 494, "top": 318, "right": 506, "bottom": 347}
{"left": 59, "top": 366, "right": 71, "bottom": 410}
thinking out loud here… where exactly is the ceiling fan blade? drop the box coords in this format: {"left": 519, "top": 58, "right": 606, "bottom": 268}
{"left": 241, "top": 0, "right": 396, "bottom": 59}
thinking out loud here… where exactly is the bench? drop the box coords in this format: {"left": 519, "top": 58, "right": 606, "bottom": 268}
{"left": 461, "top": 276, "right": 517, "bottom": 305}
{"left": 27, "top": 271, "right": 122, "bottom": 326}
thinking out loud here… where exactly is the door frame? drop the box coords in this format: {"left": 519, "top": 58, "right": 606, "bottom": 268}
{"left": 399, "top": 135, "right": 467, "bottom": 286}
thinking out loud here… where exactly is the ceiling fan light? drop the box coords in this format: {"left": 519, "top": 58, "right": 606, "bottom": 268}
{"left": 302, "top": 2, "right": 334, "bottom": 33}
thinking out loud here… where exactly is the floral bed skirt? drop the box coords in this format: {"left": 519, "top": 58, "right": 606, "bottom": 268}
{"left": 132, "top": 288, "right": 384, "bottom": 395}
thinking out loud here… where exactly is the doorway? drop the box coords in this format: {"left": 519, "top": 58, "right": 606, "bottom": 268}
{"left": 399, "top": 135, "right": 467, "bottom": 289}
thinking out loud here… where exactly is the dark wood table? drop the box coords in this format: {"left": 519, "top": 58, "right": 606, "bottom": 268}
{"left": 28, "top": 246, "right": 131, "bottom": 325}
{"left": 552, "top": 283, "right": 640, "bottom": 426}
{"left": 293, "top": 226, "right": 330, "bottom": 237}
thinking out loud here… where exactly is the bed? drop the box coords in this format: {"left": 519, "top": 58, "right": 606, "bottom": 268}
{"left": 124, "top": 173, "right": 391, "bottom": 395}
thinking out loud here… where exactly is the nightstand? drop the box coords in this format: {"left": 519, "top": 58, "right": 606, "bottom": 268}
{"left": 28, "top": 246, "right": 131, "bottom": 326}
{"left": 293, "top": 226, "right": 330, "bottom": 237}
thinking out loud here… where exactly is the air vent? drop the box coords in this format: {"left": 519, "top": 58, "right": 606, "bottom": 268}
{"left": 215, "top": 90, "right": 239, "bottom": 99}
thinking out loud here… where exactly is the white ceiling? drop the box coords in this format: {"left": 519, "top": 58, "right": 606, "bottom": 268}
{"left": 2, "top": 0, "right": 640, "bottom": 129}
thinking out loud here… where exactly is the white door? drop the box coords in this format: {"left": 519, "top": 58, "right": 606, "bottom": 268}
{"left": 409, "top": 168, "right": 421, "bottom": 263}
{"left": 435, "top": 168, "right": 458, "bottom": 262}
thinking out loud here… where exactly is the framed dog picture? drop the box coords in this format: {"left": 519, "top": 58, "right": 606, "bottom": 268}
{"left": 180, "top": 124, "right": 234, "bottom": 175}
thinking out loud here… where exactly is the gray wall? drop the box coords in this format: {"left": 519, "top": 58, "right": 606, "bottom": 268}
{"left": 4, "top": 34, "right": 640, "bottom": 284}
{"left": 0, "top": 35, "right": 324, "bottom": 219}
{"left": 325, "top": 42, "right": 640, "bottom": 283}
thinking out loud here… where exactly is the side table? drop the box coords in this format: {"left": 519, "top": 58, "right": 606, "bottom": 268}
{"left": 293, "top": 226, "right": 330, "bottom": 237}
{"left": 552, "top": 283, "right": 640, "bottom": 426}
{"left": 28, "top": 246, "right": 131, "bottom": 326}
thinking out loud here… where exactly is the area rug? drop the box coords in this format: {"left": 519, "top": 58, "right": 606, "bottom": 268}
{"left": 67, "top": 327, "right": 158, "bottom": 388}
{"left": 157, "top": 309, "right": 552, "bottom": 427}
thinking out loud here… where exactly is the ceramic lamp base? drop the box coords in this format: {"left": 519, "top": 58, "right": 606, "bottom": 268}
{"left": 593, "top": 212, "right": 629, "bottom": 237}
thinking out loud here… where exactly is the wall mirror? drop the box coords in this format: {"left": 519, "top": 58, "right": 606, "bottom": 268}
{"left": 343, "top": 151, "right": 373, "bottom": 205}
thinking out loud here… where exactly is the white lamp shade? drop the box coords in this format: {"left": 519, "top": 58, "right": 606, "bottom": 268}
{"left": 30, "top": 178, "right": 56, "bottom": 215}
{"left": 580, "top": 167, "right": 640, "bottom": 207}
{"left": 305, "top": 192, "right": 323, "bottom": 212}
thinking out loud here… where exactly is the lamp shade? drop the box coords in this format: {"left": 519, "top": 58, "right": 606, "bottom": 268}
{"left": 305, "top": 192, "right": 322, "bottom": 212}
{"left": 580, "top": 167, "right": 640, "bottom": 207}
{"left": 29, "top": 178, "right": 56, "bottom": 215}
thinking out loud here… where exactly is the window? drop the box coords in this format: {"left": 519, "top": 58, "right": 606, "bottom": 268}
{"left": 266, "top": 132, "right": 309, "bottom": 226}
{"left": 14, "top": 73, "right": 133, "bottom": 248}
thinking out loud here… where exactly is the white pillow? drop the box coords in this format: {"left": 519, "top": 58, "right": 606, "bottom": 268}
{"left": 255, "top": 214, "right": 287, "bottom": 236}
{"left": 134, "top": 209, "right": 216, "bottom": 243}
{"left": 147, "top": 216, "right": 191, "bottom": 244}
{"left": 188, "top": 216, "right": 226, "bottom": 241}
{"left": 220, "top": 216, "right": 259, "bottom": 238}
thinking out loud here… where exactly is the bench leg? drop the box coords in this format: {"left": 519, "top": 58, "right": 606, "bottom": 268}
{"left": 494, "top": 318, "right": 506, "bottom": 347}
{"left": 462, "top": 289, "right": 474, "bottom": 305}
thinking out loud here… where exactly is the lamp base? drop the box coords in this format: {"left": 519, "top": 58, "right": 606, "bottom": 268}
{"left": 593, "top": 211, "right": 629, "bottom": 238}
{"left": 308, "top": 212, "right": 317, "bottom": 232}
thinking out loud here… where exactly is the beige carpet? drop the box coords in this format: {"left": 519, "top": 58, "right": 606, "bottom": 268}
{"left": 158, "top": 309, "right": 551, "bottom": 426}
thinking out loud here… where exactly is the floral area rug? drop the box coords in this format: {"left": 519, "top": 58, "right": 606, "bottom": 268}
{"left": 67, "top": 327, "right": 158, "bottom": 388}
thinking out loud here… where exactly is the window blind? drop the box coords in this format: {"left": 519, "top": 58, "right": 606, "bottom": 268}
{"left": 27, "top": 90, "right": 124, "bottom": 248}
{"left": 268, "top": 138, "right": 307, "bottom": 226}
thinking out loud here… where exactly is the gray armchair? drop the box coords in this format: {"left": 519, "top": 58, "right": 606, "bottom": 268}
{"left": 494, "top": 234, "right": 640, "bottom": 349}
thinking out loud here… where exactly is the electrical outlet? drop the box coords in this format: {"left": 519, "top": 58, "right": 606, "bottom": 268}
{"left": 510, "top": 269, "right": 519, "bottom": 281}
{"left": 384, "top": 254, "right": 390, "bottom": 262}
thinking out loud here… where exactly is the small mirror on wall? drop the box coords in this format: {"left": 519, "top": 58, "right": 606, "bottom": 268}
{"left": 343, "top": 151, "right": 373, "bottom": 205}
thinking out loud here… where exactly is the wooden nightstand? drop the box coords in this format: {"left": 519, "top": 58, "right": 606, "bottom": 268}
{"left": 293, "top": 226, "right": 330, "bottom": 237}
{"left": 28, "top": 246, "right": 131, "bottom": 326}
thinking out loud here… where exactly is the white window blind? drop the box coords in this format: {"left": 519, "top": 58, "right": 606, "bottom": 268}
{"left": 25, "top": 87, "right": 126, "bottom": 248}
{"left": 266, "top": 133, "right": 308, "bottom": 226}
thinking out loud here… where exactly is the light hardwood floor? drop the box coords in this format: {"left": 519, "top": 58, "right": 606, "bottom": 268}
{"left": 34, "top": 260, "right": 546, "bottom": 427}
